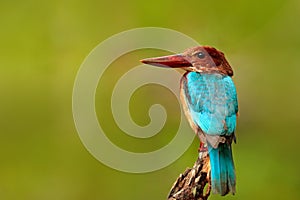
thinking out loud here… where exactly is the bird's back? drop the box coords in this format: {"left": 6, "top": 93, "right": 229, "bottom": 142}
{"left": 180, "top": 72, "right": 238, "bottom": 136}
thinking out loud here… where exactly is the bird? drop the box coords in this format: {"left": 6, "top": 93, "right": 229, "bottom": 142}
{"left": 140, "top": 46, "right": 238, "bottom": 196}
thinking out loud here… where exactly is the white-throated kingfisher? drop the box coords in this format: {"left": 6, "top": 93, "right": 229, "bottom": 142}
{"left": 141, "top": 46, "right": 238, "bottom": 196}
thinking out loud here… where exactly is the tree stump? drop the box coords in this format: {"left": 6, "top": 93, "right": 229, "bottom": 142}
{"left": 168, "top": 151, "right": 211, "bottom": 200}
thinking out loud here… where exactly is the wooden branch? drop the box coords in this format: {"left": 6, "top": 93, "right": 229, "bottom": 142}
{"left": 168, "top": 151, "right": 211, "bottom": 200}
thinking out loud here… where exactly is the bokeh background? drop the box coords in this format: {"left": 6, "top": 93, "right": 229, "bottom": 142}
{"left": 1, "top": 0, "right": 300, "bottom": 199}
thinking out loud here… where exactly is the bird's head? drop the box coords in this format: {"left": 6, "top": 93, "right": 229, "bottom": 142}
{"left": 141, "top": 46, "right": 233, "bottom": 76}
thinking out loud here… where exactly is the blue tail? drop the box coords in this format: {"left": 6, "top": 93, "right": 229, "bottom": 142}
{"left": 208, "top": 142, "right": 236, "bottom": 196}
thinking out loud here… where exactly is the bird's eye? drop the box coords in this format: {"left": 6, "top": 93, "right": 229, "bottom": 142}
{"left": 197, "top": 52, "right": 206, "bottom": 59}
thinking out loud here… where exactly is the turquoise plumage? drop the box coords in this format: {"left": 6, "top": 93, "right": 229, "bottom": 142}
{"left": 181, "top": 72, "right": 237, "bottom": 195}
{"left": 141, "top": 45, "right": 238, "bottom": 196}
{"left": 183, "top": 72, "right": 237, "bottom": 135}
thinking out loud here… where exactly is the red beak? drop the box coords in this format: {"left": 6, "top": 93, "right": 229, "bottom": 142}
{"left": 140, "top": 54, "right": 191, "bottom": 68}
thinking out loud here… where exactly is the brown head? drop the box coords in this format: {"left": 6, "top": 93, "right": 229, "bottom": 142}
{"left": 141, "top": 46, "right": 233, "bottom": 76}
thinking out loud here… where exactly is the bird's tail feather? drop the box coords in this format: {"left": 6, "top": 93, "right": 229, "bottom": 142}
{"left": 208, "top": 142, "right": 236, "bottom": 196}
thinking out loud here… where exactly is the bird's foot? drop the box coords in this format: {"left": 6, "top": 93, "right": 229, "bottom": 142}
{"left": 198, "top": 142, "right": 208, "bottom": 152}
{"left": 198, "top": 142, "right": 208, "bottom": 159}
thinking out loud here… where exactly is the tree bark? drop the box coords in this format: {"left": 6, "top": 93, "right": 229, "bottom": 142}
{"left": 168, "top": 151, "right": 211, "bottom": 200}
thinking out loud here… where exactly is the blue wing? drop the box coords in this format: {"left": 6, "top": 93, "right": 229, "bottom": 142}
{"left": 180, "top": 72, "right": 238, "bottom": 136}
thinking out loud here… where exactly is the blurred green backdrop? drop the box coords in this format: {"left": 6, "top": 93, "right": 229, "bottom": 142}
{"left": 1, "top": 0, "right": 300, "bottom": 199}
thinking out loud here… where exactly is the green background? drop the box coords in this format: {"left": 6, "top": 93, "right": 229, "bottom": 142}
{"left": 1, "top": 0, "right": 299, "bottom": 199}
